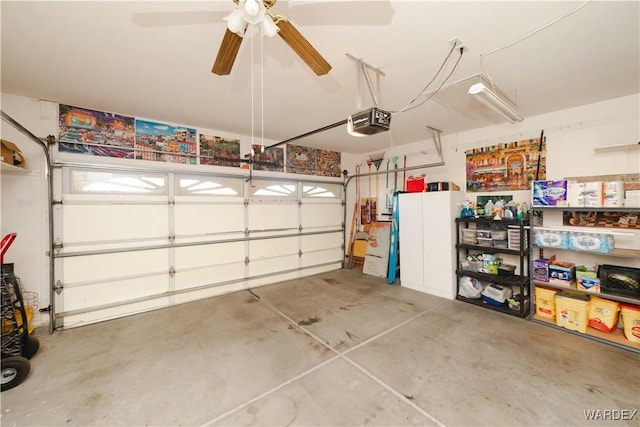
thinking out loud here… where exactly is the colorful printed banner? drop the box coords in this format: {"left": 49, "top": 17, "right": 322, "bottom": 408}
{"left": 252, "top": 144, "right": 284, "bottom": 172}
{"left": 200, "top": 134, "right": 241, "bottom": 167}
{"left": 287, "top": 144, "right": 342, "bottom": 177}
{"left": 58, "top": 105, "right": 135, "bottom": 157}
{"left": 135, "top": 119, "right": 197, "bottom": 164}
{"left": 466, "top": 138, "right": 545, "bottom": 192}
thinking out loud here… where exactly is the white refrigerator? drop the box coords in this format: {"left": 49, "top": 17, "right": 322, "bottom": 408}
{"left": 398, "top": 191, "right": 464, "bottom": 299}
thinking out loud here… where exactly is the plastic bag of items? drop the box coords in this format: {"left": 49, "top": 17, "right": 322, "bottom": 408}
{"left": 458, "top": 276, "right": 483, "bottom": 299}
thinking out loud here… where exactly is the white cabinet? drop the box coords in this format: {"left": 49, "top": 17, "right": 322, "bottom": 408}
{"left": 398, "top": 191, "right": 464, "bottom": 299}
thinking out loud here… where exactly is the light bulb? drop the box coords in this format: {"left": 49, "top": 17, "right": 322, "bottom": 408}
{"left": 244, "top": 0, "right": 260, "bottom": 16}
{"left": 251, "top": 148, "right": 255, "bottom": 157}
{"left": 260, "top": 145, "right": 265, "bottom": 153}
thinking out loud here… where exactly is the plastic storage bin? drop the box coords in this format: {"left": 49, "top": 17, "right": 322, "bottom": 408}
{"left": 555, "top": 293, "right": 590, "bottom": 333}
{"left": 534, "top": 286, "right": 558, "bottom": 319}
{"left": 620, "top": 304, "right": 640, "bottom": 343}
{"left": 599, "top": 265, "right": 640, "bottom": 298}
{"left": 588, "top": 296, "right": 620, "bottom": 333}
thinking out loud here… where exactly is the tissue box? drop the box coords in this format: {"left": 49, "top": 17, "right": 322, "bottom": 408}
{"left": 549, "top": 260, "right": 574, "bottom": 286}
{"left": 532, "top": 180, "right": 568, "bottom": 207}
{"left": 576, "top": 265, "right": 600, "bottom": 293}
{"left": 583, "top": 181, "right": 603, "bottom": 208}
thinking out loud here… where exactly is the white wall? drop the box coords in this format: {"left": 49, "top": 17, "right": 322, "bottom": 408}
{"left": 3, "top": 92, "right": 639, "bottom": 327}
{"left": 343, "top": 93, "right": 640, "bottom": 239}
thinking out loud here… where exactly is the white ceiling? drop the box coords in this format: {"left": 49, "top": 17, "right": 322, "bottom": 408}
{"left": 1, "top": 1, "right": 638, "bottom": 155}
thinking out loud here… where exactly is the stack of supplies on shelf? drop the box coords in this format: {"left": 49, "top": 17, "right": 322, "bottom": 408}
{"left": 575, "top": 265, "right": 600, "bottom": 293}
{"left": 567, "top": 231, "right": 614, "bottom": 253}
{"left": 548, "top": 259, "right": 574, "bottom": 287}
{"left": 625, "top": 189, "right": 640, "bottom": 208}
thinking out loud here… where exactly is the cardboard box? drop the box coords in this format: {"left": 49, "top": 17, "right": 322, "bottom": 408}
{"left": 533, "top": 257, "right": 554, "bottom": 282}
{"left": 532, "top": 180, "right": 568, "bottom": 207}
{"left": 548, "top": 259, "right": 574, "bottom": 286}
{"left": 1, "top": 139, "right": 26, "bottom": 169}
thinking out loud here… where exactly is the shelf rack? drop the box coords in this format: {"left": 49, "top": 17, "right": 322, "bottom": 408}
{"left": 455, "top": 217, "right": 530, "bottom": 318}
{"left": 530, "top": 206, "right": 640, "bottom": 352}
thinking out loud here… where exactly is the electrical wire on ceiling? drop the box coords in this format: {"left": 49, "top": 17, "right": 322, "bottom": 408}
{"left": 389, "top": 43, "right": 464, "bottom": 116}
{"left": 480, "top": 0, "right": 592, "bottom": 91}
{"left": 395, "top": 47, "right": 464, "bottom": 114}
{"left": 393, "top": 41, "right": 460, "bottom": 114}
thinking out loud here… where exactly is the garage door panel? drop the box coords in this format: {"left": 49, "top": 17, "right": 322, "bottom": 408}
{"left": 55, "top": 166, "right": 344, "bottom": 329}
{"left": 175, "top": 264, "right": 246, "bottom": 290}
{"left": 301, "top": 233, "right": 343, "bottom": 251}
{"left": 248, "top": 204, "right": 297, "bottom": 230}
{"left": 63, "top": 299, "right": 170, "bottom": 328}
{"left": 301, "top": 248, "right": 343, "bottom": 267}
{"left": 301, "top": 204, "right": 342, "bottom": 228}
{"left": 175, "top": 204, "right": 244, "bottom": 235}
{"left": 63, "top": 274, "right": 169, "bottom": 311}
{"left": 62, "top": 204, "right": 168, "bottom": 243}
{"left": 250, "top": 237, "right": 298, "bottom": 258}
{"left": 173, "top": 282, "right": 247, "bottom": 304}
{"left": 175, "top": 242, "right": 245, "bottom": 268}
{"left": 250, "top": 255, "right": 298, "bottom": 276}
{"left": 62, "top": 249, "right": 169, "bottom": 283}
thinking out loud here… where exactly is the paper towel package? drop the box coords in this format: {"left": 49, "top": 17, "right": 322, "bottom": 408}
{"left": 583, "top": 181, "right": 603, "bottom": 208}
{"left": 567, "top": 182, "right": 585, "bottom": 207}
{"left": 603, "top": 181, "right": 624, "bottom": 207}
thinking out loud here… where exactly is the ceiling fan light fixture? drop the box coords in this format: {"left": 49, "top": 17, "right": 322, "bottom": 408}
{"left": 224, "top": 10, "right": 248, "bottom": 36}
{"left": 239, "top": 0, "right": 266, "bottom": 25}
{"left": 261, "top": 16, "right": 279, "bottom": 38}
{"left": 468, "top": 82, "right": 524, "bottom": 123}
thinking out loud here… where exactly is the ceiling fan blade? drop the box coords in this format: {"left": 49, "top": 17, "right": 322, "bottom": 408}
{"left": 212, "top": 29, "right": 244, "bottom": 75}
{"left": 276, "top": 19, "right": 331, "bottom": 76}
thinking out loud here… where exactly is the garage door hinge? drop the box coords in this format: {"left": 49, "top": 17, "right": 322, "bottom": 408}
{"left": 54, "top": 280, "right": 64, "bottom": 295}
{"left": 52, "top": 200, "right": 63, "bottom": 205}
{"left": 244, "top": 199, "right": 249, "bottom": 207}
{"left": 298, "top": 225, "right": 303, "bottom": 232}
{"left": 298, "top": 250, "right": 303, "bottom": 258}
{"left": 298, "top": 200, "right": 302, "bottom": 207}
{"left": 244, "top": 228, "right": 250, "bottom": 237}
{"left": 169, "top": 235, "right": 175, "bottom": 244}
{"left": 169, "top": 266, "right": 175, "bottom": 278}
{"left": 244, "top": 256, "right": 250, "bottom": 265}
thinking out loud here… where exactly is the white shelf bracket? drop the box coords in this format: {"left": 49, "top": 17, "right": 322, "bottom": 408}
{"left": 427, "top": 126, "right": 444, "bottom": 162}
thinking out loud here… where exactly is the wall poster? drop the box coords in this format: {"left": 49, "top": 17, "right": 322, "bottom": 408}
{"left": 286, "top": 144, "right": 342, "bottom": 177}
{"left": 58, "top": 104, "right": 135, "bottom": 157}
{"left": 251, "top": 144, "right": 284, "bottom": 172}
{"left": 199, "top": 134, "right": 240, "bottom": 167}
{"left": 466, "top": 137, "right": 545, "bottom": 192}
{"left": 135, "top": 119, "right": 197, "bottom": 164}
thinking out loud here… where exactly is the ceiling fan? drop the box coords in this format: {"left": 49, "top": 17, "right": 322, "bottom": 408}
{"left": 212, "top": 0, "right": 332, "bottom": 76}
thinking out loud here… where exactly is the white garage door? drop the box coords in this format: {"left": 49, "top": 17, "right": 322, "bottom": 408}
{"left": 52, "top": 165, "right": 344, "bottom": 329}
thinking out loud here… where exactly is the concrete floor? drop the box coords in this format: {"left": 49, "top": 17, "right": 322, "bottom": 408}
{"left": 2, "top": 269, "right": 639, "bottom": 427}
